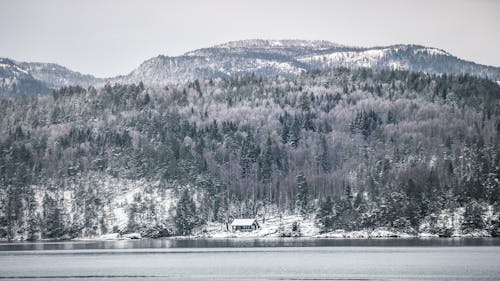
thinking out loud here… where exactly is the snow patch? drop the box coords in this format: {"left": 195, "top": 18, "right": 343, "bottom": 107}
{"left": 315, "top": 228, "right": 414, "bottom": 239}
{"left": 299, "top": 49, "right": 388, "bottom": 68}
{"left": 413, "top": 47, "right": 450, "bottom": 56}
{"left": 193, "top": 215, "right": 320, "bottom": 239}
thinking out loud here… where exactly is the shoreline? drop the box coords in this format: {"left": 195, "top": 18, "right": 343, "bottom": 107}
{"left": 1, "top": 214, "right": 496, "bottom": 242}
{"left": 1, "top": 231, "right": 496, "bottom": 243}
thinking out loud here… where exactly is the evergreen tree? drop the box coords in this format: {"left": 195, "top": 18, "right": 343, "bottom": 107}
{"left": 174, "top": 189, "right": 203, "bottom": 236}
{"left": 240, "top": 134, "right": 259, "bottom": 178}
{"left": 290, "top": 117, "right": 301, "bottom": 148}
{"left": 259, "top": 136, "right": 273, "bottom": 183}
{"left": 281, "top": 121, "right": 290, "bottom": 144}
{"left": 462, "top": 201, "right": 485, "bottom": 233}
{"left": 317, "top": 196, "right": 334, "bottom": 232}
{"left": 317, "top": 135, "right": 331, "bottom": 172}
{"left": 295, "top": 172, "right": 309, "bottom": 215}
{"left": 25, "top": 186, "right": 39, "bottom": 240}
{"left": 41, "top": 193, "right": 65, "bottom": 239}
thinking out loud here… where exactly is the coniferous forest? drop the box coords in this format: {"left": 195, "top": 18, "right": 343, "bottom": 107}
{"left": 1, "top": 67, "right": 500, "bottom": 240}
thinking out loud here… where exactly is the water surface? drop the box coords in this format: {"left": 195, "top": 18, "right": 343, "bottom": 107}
{"left": 1, "top": 238, "right": 499, "bottom": 281}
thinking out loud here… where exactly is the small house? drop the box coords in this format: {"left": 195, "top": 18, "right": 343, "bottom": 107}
{"left": 230, "top": 218, "right": 260, "bottom": 232}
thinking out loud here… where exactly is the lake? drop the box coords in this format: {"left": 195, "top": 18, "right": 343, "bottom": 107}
{"left": 1, "top": 238, "right": 500, "bottom": 280}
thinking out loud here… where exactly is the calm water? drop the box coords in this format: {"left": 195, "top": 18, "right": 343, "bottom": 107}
{"left": 1, "top": 238, "right": 500, "bottom": 281}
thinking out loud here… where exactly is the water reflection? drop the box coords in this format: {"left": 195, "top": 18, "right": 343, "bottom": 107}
{"left": 1, "top": 237, "right": 500, "bottom": 251}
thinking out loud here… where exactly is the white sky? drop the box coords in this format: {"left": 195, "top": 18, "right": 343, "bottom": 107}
{"left": 1, "top": 0, "right": 499, "bottom": 77}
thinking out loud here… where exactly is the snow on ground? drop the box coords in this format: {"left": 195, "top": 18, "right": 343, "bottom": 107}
{"left": 298, "top": 49, "right": 387, "bottom": 68}
{"left": 74, "top": 205, "right": 496, "bottom": 241}
{"left": 181, "top": 215, "right": 321, "bottom": 239}
{"left": 461, "top": 230, "right": 491, "bottom": 238}
{"left": 417, "top": 207, "right": 495, "bottom": 238}
{"left": 253, "top": 59, "right": 304, "bottom": 75}
{"left": 413, "top": 47, "right": 450, "bottom": 56}
{"left": 298, "top": 46, "right": 449, "bottom": 69}
{"left": 315, "top": 228, "right": 415, "bottom": 239}
{"left": 418, "top": 233, "right": 440, "bottom": 238}
{"left": 179, "top": 215, "right": 440, "bottom": 239}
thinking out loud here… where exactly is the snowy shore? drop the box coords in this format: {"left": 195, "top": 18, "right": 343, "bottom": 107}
{"left": 69, "top": 214, "right": 494, "bottom": 241}
{"left": 75, "top": 229, "right": 492, "bottom": 242}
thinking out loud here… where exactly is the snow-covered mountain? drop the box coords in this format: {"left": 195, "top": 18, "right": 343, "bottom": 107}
{"left": 117, "top": 40, "right": 500, "bottom": 85}
{"left": 299, "top": 44, "right": 500, "bottom": 79}
{"left": 2, "top": 39, "right": 500, "bottom": 96}
{"left": 115, "top": 39, "right": 350, "bottom": 84}
{"left": 0, "top": 58, "right": 103, "bottom": 97}
{"left": 16, "top": 61, "right": 104, "bottom": 88}
{"left": 0, "top": 58, "right": 49, "bottom": 97}
{"left": 186, "top": 39, "right": 343, "bottom": 57}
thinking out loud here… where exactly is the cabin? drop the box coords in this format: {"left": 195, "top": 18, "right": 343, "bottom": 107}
{"left": 230, "top": 218, "right": 260, "bottom": 232}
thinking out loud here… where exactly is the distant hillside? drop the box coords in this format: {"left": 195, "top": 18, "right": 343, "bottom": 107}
{"left": 0, "top": 58, "right": 49, "bottom": 97}
{"left": 2, "top": 39, "right": 500, "bottom": 97}
{"left": 299, "top": 44, "right": 500, "bottom": 80}
{"left": 0, "top": 58, "right": 102, "bottom": 98}
{"left": 117, "top": 40, "right": 500, "bottom": 84}
{"left": 16, "top": 61, "right": 104, "bottom": 88}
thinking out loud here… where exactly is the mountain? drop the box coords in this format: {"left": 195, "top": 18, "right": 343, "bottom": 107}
{"left": 117, "top": 39, "right": 500, "bottom": 84}
{"left": 16, "top": 61, "right": 103, "bottom": 88}
{"left": 0, "top": 58, "right": 102, "bottom": 97}
{"left": 299, "top": 44, "right": 500, "bottom": 79}
{"left": 2, "top": 39, "right": 500, "bottom": 97}
{"left": 115, "top": 39, "right": 351, "bottom": 84}
{"left": 0, "top": 58, "right": 49, "bottom": 97}
{"left": 186, "top": 39, "right": 343, "bottom": 57}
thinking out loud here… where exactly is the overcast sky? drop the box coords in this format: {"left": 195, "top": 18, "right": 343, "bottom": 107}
{"left": 1, "top": 0, "right": 499, "bottom": 77}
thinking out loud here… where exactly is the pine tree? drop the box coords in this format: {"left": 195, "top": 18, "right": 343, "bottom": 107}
{"left": 317, "top": 135, "right": 331, "bottom": 173}
{"left": 317, "top": 196, "right": 334, "bottom": 232}
{"left": 462, "top": 201, "right": 485, "bottom": 233}
{"left": 25, "top": 186, "right": 39, "bottom": 240}
{"left": 42, "top": 193, "right": 65, "bottom": 239}
{"left": 343, "top": 184, "right": 354, "bottom": 210}
{"left": 240, "top": 134, "right": 259, "bottom": 178}
{"left": 295, "top": 172, "right": 309, "bottom": 215}
{"left": 290, "top": 117, "right": 301, "bottom": 148}
{"left": 259, "top": 137, "right": 273, "bottom": 184}
{"left": 174, "top": 190, "right": 203, "bottom": 236}
{"left": 281, "top": 121, "right": 290, "bottom": 144}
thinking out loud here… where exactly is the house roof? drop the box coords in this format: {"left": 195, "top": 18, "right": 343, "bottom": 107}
{"left": 231, "top": 218, "right": 257, "bottom": 226}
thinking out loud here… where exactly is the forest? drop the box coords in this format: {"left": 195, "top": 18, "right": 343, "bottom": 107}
{"left": 0, "top": 67, "right": 499, "bottom": 240}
